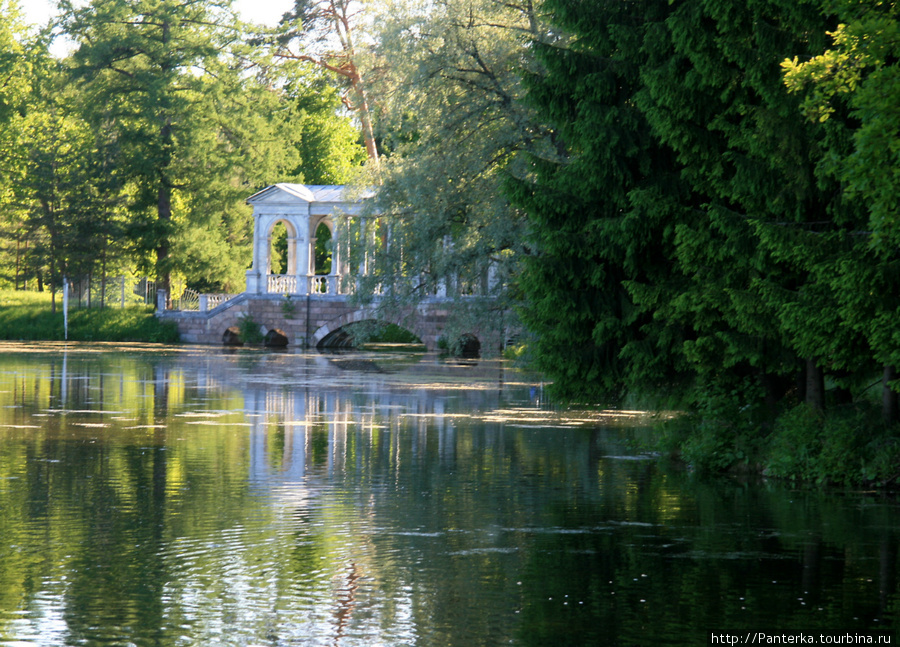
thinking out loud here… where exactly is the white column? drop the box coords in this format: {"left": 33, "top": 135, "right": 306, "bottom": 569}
{"left": 286, "top": 236, "right": 297, "bottom": 276}
{"left": 358, "top": 217, "right": 368, "bottom": 276}
{"left": 295, "top": 232, "right": 309, "bottom": 296}
{"left": 487, "top": 262, "right": 498, "bottom": 294}
{"left": 308, "top": 237, "right": 317, "bottom": 275}
{"left": 246, "top": 213, "right": 267, "bottom": 294}
{"left": 332, "top": 220, "right": 347, "bottom": 295}
{"left": 329, "top": 221, "right": 338, "bottom": 270}
{"left": 309, "top": 236, "right": 319, "bottom": 294}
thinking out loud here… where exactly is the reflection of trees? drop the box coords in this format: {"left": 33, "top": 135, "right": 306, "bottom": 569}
{"left": 0, "top": 346, "right": 898, "bottom": 645}
{"left": 0, "top": 348, "right": 260, "bottom": 644}
{"left": 516, "top": 474, "right": 900, "bottom": 646}
{"left": 231, "top": 364, "right": 900, "bottom": 645}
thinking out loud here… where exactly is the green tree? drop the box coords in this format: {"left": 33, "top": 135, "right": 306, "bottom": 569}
{"left": 507, "top": 0, "right": 686, "bottom": 400}
{"left": 59, "top": 0, "right": 300, "bottom": 299}
{"left": 512, "top": 0, "right": 882, "bottom": 424}
{"left": 348, "top": 0, "right": 549, "bottom": 353}
{"left": 0, "top": 0, "right": 37, "bottom": 287}
{"left": 634, "top": 0, "right": 866, "bottom": 414}
{"left": 783, "top": 1, "right": 900, "bottom": 244}
{"left": 0, "top": 0, "right": 31, "bottom": 128}
{"left": 0, "top": 3, "right": 127, "bottom": 307}
{"left": 284, "top": 66, "right": 367, "bottom": 184}
{"left": 10, "top": 70, "right": 127, "bottom": 311}
{"left": 782, "top": 0, "right": 900, "bottom": 423}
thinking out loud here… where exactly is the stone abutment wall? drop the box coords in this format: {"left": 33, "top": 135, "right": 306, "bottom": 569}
{"left": 158, "top": 294, "right": 454, "bottom": 350}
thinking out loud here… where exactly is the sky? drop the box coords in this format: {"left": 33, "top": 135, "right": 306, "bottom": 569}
{"left": 20, "top": 0, "right": 296, "bottom": 30}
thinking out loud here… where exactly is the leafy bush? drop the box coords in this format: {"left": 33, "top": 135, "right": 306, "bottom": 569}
{"left": 765, "top": 403, "right": 900, "bottom": 486}
{"left": 281, "top": 295, "right": 297, "bottom": 319}
{"left": 237, "top": 314, "right": 265, "bottom": 344}
{"left": 764, "top": 404, "right": 824, "bottom": 482}
{"left": 668, "top": 377, "right": 771, "bottom": 474}
{"left": 367, "top": 323, "right": 420, "bottom": 344}
{"left": 339, "top": 321, "right": 422, "bottom": 348}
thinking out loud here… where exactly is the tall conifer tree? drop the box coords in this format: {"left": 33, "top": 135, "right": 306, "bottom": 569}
{"left": 508, "top": 0, "right": 685, "bottom": 401}
{"left": 60, "top": 0, "right": 300, "bottom": 299}
{"left": 635, "top": 0, "right": 866, "bottom": 412}
{"left": 782, "top": 0, "right": 900, "bottom": 423}
{"left": 512, "top": 0, "right": 872, "bottom": 417}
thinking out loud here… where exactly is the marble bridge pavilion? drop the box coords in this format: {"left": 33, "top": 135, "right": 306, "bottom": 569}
{"left": 156, "top": 184, "right": 474, "bottom": 351}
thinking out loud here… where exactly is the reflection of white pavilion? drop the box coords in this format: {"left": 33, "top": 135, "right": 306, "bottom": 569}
{"left": 244, "top": 184, "right": 371, "bottom": 297}
{"left": 236, "top": 360, "right": 470, "bottom": 486}
{"left": 244, "top": 382, "right": 453, "bottom": 486}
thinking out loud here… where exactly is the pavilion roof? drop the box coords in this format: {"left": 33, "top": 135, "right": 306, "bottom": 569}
{"left": 246, "top": 183, "right": 373, "bottom": 205}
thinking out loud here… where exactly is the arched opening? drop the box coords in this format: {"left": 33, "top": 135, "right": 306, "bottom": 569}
{"left": 264, "top": 328, "right": 289, "bottom": 347}
{"left": 317, "top": 327, "right": 356, "bottom": 350}
{"left": 317, "top": 320, "right": 422, "bottom": 350}
{"left": 458, "top": 334, "right": 481, "bottom": 358}
{"left": 223, "top": 326, "right": 242, "bottom": 346}
{"left": 314, "top": 222, "right": 332, "bottom": 275}
{"left": 269, "top": 221, "right": 290, "bottom": 275}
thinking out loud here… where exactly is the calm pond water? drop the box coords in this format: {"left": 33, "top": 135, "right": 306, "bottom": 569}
{"left": 0, "top": 342, "right": 896, "bottom": 647}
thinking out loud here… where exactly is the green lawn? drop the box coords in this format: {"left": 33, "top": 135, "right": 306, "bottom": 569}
{"left": 0, "top": 290, "right": 179, "bottom": 343}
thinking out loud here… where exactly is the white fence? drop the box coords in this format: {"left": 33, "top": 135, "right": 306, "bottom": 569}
{"left": 53, "top": 276, "right": 158, "bottom": 308}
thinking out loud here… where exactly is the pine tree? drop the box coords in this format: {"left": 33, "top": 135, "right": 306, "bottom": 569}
{"left": 634, "top": 0, "right": 865, "bottom": 412}
{"left": 507, "top": 0, "right": 686, "bottom": 401}
{"left": 511, "top": 0, "right": 872, "bottom": 416}
{"left": 59, "top": 0, "right": 300, "bottom": 299}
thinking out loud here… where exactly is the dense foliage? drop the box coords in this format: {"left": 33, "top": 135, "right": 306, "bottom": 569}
{"left": 509, "top": 0, "right": 900, "bottom": 481}
{"left": 337, "top": 0, "right": 552, "bottom": 352}
{"left": 3, "top": 0, "right": 899, "bottom": 480}
{"left": 0, "top": 0, "right": 366, "bottom": 300}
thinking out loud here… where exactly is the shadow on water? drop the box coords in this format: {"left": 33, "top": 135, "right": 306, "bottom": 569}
{"left": 0, "top": 342, "right": 895, "bottom": 646}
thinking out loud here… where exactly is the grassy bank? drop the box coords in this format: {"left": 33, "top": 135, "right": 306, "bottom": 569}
{"left": 657, "top": 399, "right": 900, "bottom": 488}
{"left": 0, "top": 290, "right": 179, "bottom": 343}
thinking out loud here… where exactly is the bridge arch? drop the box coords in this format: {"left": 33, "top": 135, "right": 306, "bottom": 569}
{"left": 311, "top": 308, "right": 431, "bottom": 350}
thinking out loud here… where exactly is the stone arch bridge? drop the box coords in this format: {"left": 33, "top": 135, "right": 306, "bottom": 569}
{"left": 157, "top": 184, "right": 497, "bottom": 351}
{"left": 159, "top": 291, "right": 455, "bottom": 350}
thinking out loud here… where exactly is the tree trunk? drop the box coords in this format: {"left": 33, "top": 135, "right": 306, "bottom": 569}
{"left": 156, "top": 123, "right": 173, "bottom": 311}
{"left": 758, "top": 369, "right": 779, "bottom": 422}
{"left": 355, "top": 83, "right": 379, "bottom": 163}
{"left": 805, "top": 357, "right": 825, "bottom": 411}
{"left": 100, "top": 247, "right": 107, "bottom": 309}
{"left": 19, "top": 239, "right": 27, "bottom": 290}
{"left": 49, "top": 257, "right": 56, "bottom": 315}
{"left": 15, "top": 240, "right": 21, "bottom": 290}
{"left": 883, "top": 364, "right": 898, "bottom": 426}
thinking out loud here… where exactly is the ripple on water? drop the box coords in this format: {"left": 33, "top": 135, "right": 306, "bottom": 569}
{"left": 0, "top": 346, "right": 896, "bottom": 646}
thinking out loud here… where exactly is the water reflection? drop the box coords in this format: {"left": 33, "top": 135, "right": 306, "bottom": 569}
{"left": 0, "top": 343, "right": 895, "bottom": 646}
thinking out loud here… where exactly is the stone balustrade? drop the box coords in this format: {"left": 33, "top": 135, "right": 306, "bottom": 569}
{"left": 267, "top": 275, "right": 297, "bottom": 294}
